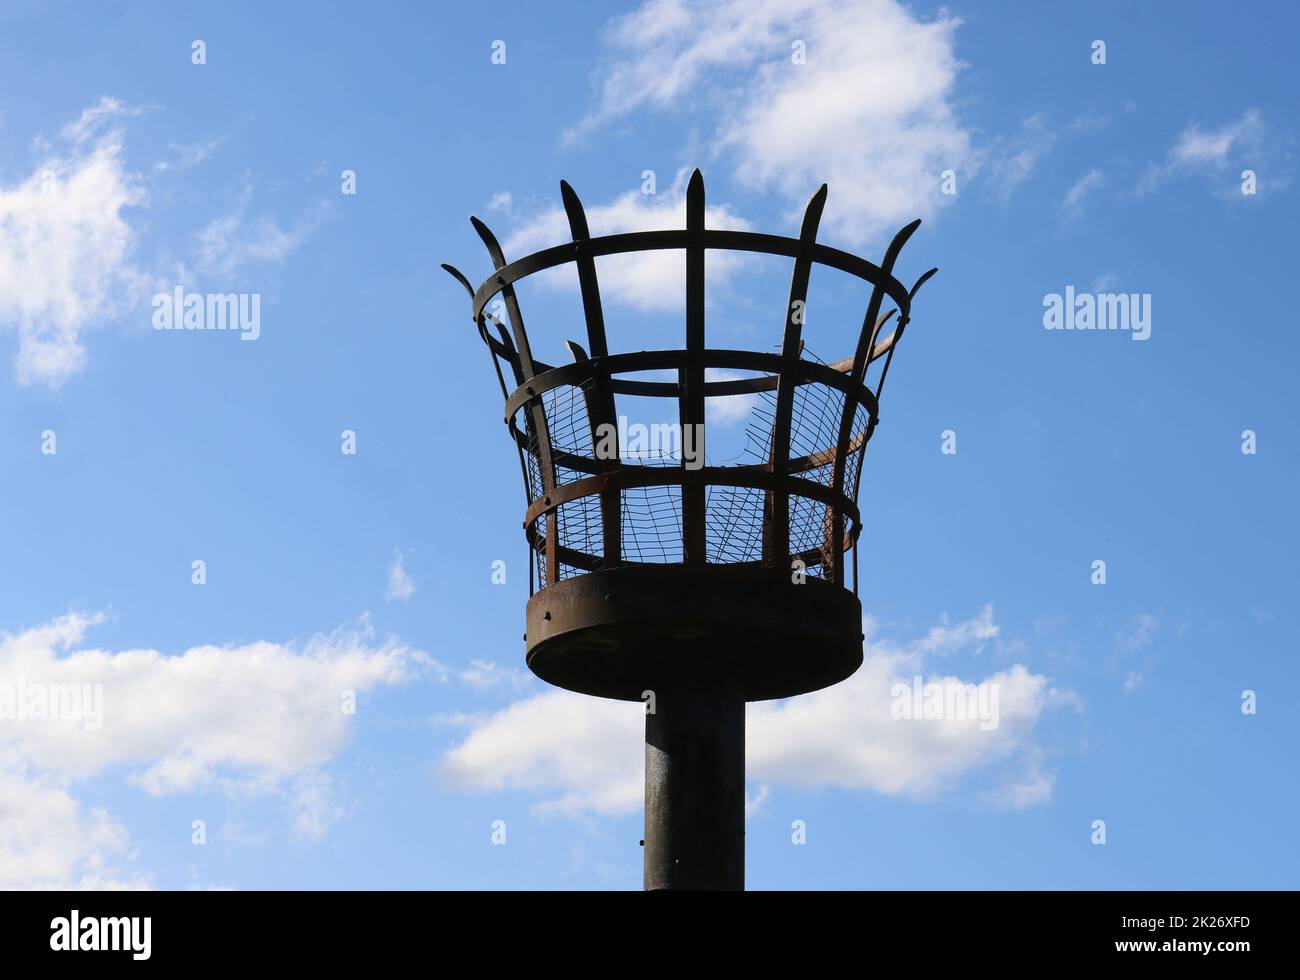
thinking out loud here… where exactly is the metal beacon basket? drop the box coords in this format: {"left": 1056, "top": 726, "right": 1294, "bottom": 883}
{"left": 444, "top": 170, "right": 935, "bottom": 890}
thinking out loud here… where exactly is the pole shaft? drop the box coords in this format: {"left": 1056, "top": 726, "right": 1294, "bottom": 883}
{"left": 643, "top": 672, "right": 745, "bottom": 890}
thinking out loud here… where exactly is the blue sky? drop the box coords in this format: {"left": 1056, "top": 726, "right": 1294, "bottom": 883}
{"left": 0, "top": 0, "right": 1296, "bottom": 889}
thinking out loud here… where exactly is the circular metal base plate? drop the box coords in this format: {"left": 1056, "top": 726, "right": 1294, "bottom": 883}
{"left": 525, "top": 565, "right": 863, "bottom": 702}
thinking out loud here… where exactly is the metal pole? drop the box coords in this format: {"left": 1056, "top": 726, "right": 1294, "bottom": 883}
{"left": 643, "top": 669, "right": 746, "bottom": 891}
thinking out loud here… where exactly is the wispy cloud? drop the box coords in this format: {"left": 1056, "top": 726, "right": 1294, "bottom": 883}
{"left": 704, "top": 368, "right": 761, "bottom": 427}
{"left": 1139, "top": 110, "right": 1289, "bottom": 196}
{"left": 385, "top": 550, "right": 415, "bottom": 603}
{"left": 0, "top": 769, "right": 148, "bottom": 890}
{"left": 152, "top": 136, "right": 226, "bottom": 175}
{"left": 568, "top": 0, "right": 971, "bottom": 246}
{"left": 287, "top": 769, "right": 350, "bottom": 844}
{"left": 456, "top": 659, "right": 532, "bottom": 692}
{"left": 0, "top": 610, "right": 438, "bottom": 886}
{"left": 983, "top": 749, "right": 1054, "bottom": 810}
{"left": 1110, "top": 612, "right": 1160, "bottom": 693}
{"left": 195, "top": 182, "right": 330, "bottom": 279}
{"left": 486, "top": 190, "right": 513, "bottom": 215}
{"left": 57, "top": 95, "right": 147, "bottom": 144}
{"left": 981, "top": 114, "right": 1058, "bottom": 204}
{"left": 1060, "top": 169, "right": 1105, "bottom": 221}
{"left": 500, "top": 169, "right": 752, "bottom": 312}
{"left": 440, "top": 607, "right": 1069, "bottom": 816}
{"left": 911, "top": 603, "right": 998, "bottom": 656}
{"left": 0, "top": 99, "right": 149, "bottom": 385}
{"left": 981, "top": 113, "right": 1110, "bottom": 206}
{"left": 0, "top": 612, "right": 430, "bottom": 792}
{"left": 1115, "top": 612, "right": 1159, "bottom": 653}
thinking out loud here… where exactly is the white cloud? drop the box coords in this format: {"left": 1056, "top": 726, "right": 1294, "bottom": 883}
{"left": 152, "top": 137, "right": 225, "bottom": 175}
{"left": 1060, "top": 169, "right": 1105, "bottom": 220}
{"left": 0, "top": 769, "right": 148, "bottom": 890}
{"left": 1172, "top": 112, "right": 1262, "bottom": 166}
{"left": 1109, "top": 613, "right": 1158, "bottom": 691}
{"left": 439, "top": 691, "right": 643, "bottom": 817}
{"left": 456, "top": 659, "right": 533, "bottom": 692}
{"left": 747, "top": 656, "right": 1047, "bottom": 797}
{"left": 1, "top": 97, "right": 333, "bottom": 385}
{"left": 0, "top": 609, "right": 437, "bottom": 885}
{"left": 385, "top": 550, "right": 415, "bottom": 602}
{"left": 912, "top": 603, "right": 998, "bottom": 656}
{"left": 983, "top": 751, "right": 1054, "bottom": 810}
{"left": 705, "top": 368, "right": 761, "bottom": 427}
{"left": 194, "top": 183, "right": 329, "bottom": 279}
{"left": 0, "top": 611, "right": 430, "bottom": 792}
{"left": 980, "top": 113, "right": 1106, "bottom": 206}
{"left": 287, "top": 769, "right": 350, "bottom": 843}
{"left": 570, "top": 0, "right": 971, "bottom": 246}
{"left": 0, "top": 100, "right": 148, "bottom": 385}
{"left": 58, "top": 96, "right": 146, "bottom": 144}
{"left": 501, "top": 172, "right": 753, "bottom": 312}
{"left": 982, "top": 115, "right": 1057, "bottom": 203}
{"left": 1091, "top": 271, "right": 1119, "bottom": 292}
{"left": 1115, "top": 612, "right": 1158, "bottom": 653}
{"left": 1140, "top": 110, "right": 1285, "bottom": 195}
{"left": 439, "top": 607, "right": 1067, "bottom": 815}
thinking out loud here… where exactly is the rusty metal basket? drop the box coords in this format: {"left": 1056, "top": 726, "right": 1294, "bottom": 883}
{"left": 444, "top": 170, "right": 935, "bottom": 703}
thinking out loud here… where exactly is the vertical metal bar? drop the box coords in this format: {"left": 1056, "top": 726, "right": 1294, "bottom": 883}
{"left": 644, "top": 669, "right": 745, "bottom": 891}
{"left": 560, "top": 181, "right": 622, "bottom": 567}
{"left": 472, "top": 216, "right": 561, "bottom": 586}
{"left": 444, "top": 263, "right": 544, "bottom": 591}
{"left": 766, "top": 185, "right": 827, "bottom": 569}
{"left": 827, "top": 219, "right": 920, "bottom": 585}
{"left": 681, "top": 170, "right": 707, "bottom": 564}
{"left": 849, "top": 268, "right": 937, "bottom": 569}
{"left": 829, "top": 311, "right": 889, "bottom": 574}
{"left": 873, "top": 268, "right": 936, "bottom": 405}
{"left": 493, "top": 324, "right": 544, "bottom": 594}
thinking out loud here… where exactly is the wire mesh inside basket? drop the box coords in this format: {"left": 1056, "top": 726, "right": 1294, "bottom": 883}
{"left": 518, "top": 346, "right": 866, "bottom": 586}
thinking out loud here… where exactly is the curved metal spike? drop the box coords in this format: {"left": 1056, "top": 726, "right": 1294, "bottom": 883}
{"left": 559, "top": 179, "right": 611, "bottom": 361}
{"left": 441, "top": 262, "right": 474, "bottom": 299}
{"left": 784, "top": 184, "right": 828, "bottom": 357}
{"left": 452, "top": 254, "right": 510, "bottom": 390}
{"left": 864, "top": 268, "right": 936, "bottom": 364}
{"left": 470, "top": 215, "right": 508, "bottom": 270}
{"left": 861, "top": 269, "right": 937, "bottom": 371}
{"left": 494, "top": 323, "right": 524, "bottom": 385}
{"left": 882, "top": 218, "right": 922, "bottom": 271}
{"left": 868, "top": 268, "right": 937, "bottom": 407}
{"left": 909, "top": 266, "right": 938, "bottom": 300}
{"left": 766, "top": 182, "right": 829, "bottom": 565}
{"left": 559, "top": 180, "right": 592, "bottom": 239}
{"left": 476, "top": 320, "right": 512, "bottom": 401}
{"left": 867, "top": 310, "right": 899, "bottom": 363}
{"left": 467, "top": 214, "right": 532, "bottom": 363}
{"left": 848, "top": 220, "right": 920, "bottom": 384}
{"left": 686, "top": 169, "right": 704, "bottom": 214}
{"left": 827, "top": 217, "right": 921, "bottom": 584}
{"left": 468, "top": 214, "right": 558, "bottom": 583}
{"left": 560, "top": 179, "right": 623, "bottom": 565}
{"left": 682, "top": 168, "right": 707, "bottom": 565}
{"left": 799, "top": 184, "right": 828, "bottom": 238}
